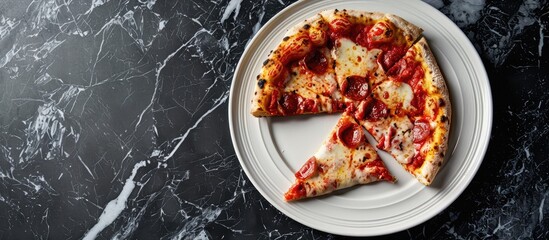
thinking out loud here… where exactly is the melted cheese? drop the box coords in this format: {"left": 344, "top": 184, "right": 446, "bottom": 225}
{"left": 333, "top": 38, "right": 380, "bottom": 81}
{"left": 361, "top": 117, "right": 414, "bottom": 164}
{"left": 386, "top": 117, "right": 414, "bottom": 164}
{"left": 375, "top": 80, "right": 414, "bottom": 111}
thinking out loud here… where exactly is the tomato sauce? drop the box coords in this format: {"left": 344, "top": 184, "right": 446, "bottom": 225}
{"left": 284, "top": 182, "right": 306, "bottom": 201}
{"left": 409, "top": 154, "right": 425, "bottom": 170}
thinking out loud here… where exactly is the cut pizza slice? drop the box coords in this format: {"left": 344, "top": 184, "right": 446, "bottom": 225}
{"left": 284, "top": 111, "right": 394, "bottom": 201}
{"left": 362, "top": 37, "right": 451, "bottom": 185}
{"left": 320, "top": 9, "right": 423, "bottom": 71}
{"left": 251, "top": 14, "right": 347, "bottom": 117}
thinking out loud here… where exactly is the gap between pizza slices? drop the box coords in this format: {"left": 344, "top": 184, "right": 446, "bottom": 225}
{"left": 249, "top": 9, "right": 452, "bottom": 201}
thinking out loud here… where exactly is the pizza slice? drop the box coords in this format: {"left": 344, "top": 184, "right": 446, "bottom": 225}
{"left": 251, "top": 9, "right": 423, "bottom": 117}
{"left": 251, "top": 14, "right": 347, "bottom": 117}
{"left": 284, "top": 111, "right": 394, "bottom": 201}
{"left": 361, "top": 37, "right": 451, "bottom": 185}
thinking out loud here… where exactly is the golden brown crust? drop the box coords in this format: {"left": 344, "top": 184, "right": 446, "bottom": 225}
{"left": 385, "top": 14, "right": 423, "bottom": 45}
{"left": 411, "top": 37, "right": 451, "bottom": 185}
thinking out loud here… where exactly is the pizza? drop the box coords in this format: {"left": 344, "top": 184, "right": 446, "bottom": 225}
{"left": 249, "top": 9, "right": 452, "bottom": 200}
{"left": 284, "top": 110, "right": 394, "bottom": 201}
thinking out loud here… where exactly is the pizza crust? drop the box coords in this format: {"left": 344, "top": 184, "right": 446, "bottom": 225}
{"left": 412, "top": 37, "right": 452, "bottom": 185}
{"left": 385, "top": 14, "right": 423, "bottom": 44}
{"left": 319, "top": 9, "right": 423, "bottom": 45}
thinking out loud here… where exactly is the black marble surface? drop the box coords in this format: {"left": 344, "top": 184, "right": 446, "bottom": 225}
{"left": 0, "top": 0, "right": 547, "bottom": 239}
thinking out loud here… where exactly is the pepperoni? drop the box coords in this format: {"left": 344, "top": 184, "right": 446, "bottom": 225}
{"left": 301, "top": 50, "right": 328, "bottom": 74}
{"left": 367, "top": 22, "right": 395, "bottom": 44}
{"left": 329, "top": 18, "right": 352, "bottom": 39}
{"left": 366, "top": 100, "right": 389, "bottom": 121}
{"left": 280, "top": 92, "right": 300, "bottom": 115}
{"left": 337, "top": 121, "right": 365, "bottom": 148}
{"left": 295, "top": 157, "right": 317, "bottom": 180}
{"left": 342, "top": 76, "right": 369, "bottom": 101}
{"left": 284, "top": 182, "right": 306, "bottom": 201}
{"left": 331, "top": 100, "right": 347, "bottom": 112}
{"left": 413, "top": 119, "right": 431, "bottom": 143}
{"left": 378, "top": 46, "right": 408, "bottom": 71}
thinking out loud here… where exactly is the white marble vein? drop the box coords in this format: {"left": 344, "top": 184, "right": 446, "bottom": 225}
{"left": 221, "top": 0, "right": 242, "bottom": 24}
{"left": 82, "top": 160, "right": 147, "bottom": 240}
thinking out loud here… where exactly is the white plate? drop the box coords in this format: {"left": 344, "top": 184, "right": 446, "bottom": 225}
{"left": 229, "top": 0, "right": 492, "bottom": 236}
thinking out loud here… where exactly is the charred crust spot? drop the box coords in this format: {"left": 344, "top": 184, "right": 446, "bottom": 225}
{"left": 439, "top": 98, "right": 446, "bottom": 107}
{"left": 434, "top": 146, "right": 439, "bottom": 151}
{"left": 440, "top": 152, "right": 445, "bottom": 157}
{"left": 292, "top": 71, "right": 297, "bottom": 76}
{"left": 437, "top": 162, "right": 442, "bottom": 166}
{"left": 440, "top": 115, "right": 448, "bottom": 122}
{"left": 303, "top": 24, "right": 310, "bottom": 30}
{"left": 263, "top": 59, "right": 270, "bottom": 66}
{"left": 374, "top": 72, "right": 378, "bottom": 77}
{"left": 429, "top": 70, "right": 433, "bottom": 74}
{"left": 254, "top": 91, "right": 257, "bottom": 95}
{"left": 257, "top": 79, "right": 266, "bottom": 89}
{"left": 334, "top": 9, "right": 339, "bottom": 12}
{"left": 256, "top": 75, "right": 260, "bottom": 80}
{"left": 283, "top": 36, "right": 290, "bottom": 41}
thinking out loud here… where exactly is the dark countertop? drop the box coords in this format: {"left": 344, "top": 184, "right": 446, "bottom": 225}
{"left": 0, "top": 0, "right": 547, "bottom": 239}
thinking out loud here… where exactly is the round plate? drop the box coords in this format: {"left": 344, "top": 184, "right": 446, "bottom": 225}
{"left": 229, "top": 0, "right": 492, "bottom": 236}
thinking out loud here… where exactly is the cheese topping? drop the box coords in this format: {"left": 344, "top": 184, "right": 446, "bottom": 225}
{"left": 386, "top": 117, "right": 414, "bottom": 164}
{"left": 333, "top": 38, "right": 380, "bottom": 81}
{"left": 375, "top": 80, "right": 414, "bottom": 111}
